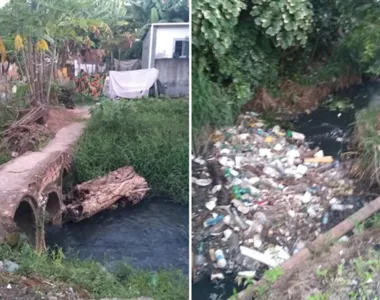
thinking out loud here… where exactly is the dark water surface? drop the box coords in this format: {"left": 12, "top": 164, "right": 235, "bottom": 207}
{"left": 46, "top": 198, "right": 189, "bottom": 274}
{"left": 192, "top": 82, "right": 380, "bottom": 299}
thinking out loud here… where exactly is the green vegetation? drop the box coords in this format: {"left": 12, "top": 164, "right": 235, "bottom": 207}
{"left": 232, "top": 267, "right": 284, "bottom": 299}
{"left": 311, "top": 250, "right": 380, "bottom": 300}
{"left": 73, "top": 98, "right": 189, "bottom": 204}
{"left": 254, "top": 267, "right": 285, "bottom": 297}
{"left": 321, "top": 95, "right": 354, "bottom": 112}
{"left": 192, "top": 71, "right": 238, "bottom": 131}
{"left": 192, "top": 0, "right": 380, "bottom": 129}
{"left": 353, "top": 108, "right": 380, "bottom": 187}
{"left": 0, "top": 242, "right": 187, "bottom": 300}
{"left": 307, "top": 292, "right": 329, "bottom": 300}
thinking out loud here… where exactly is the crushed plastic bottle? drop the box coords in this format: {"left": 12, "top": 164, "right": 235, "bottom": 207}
{"left": 204, "top": 215, "right": 224, "bottom": 227}
{"left": 195, "top": 243, "right": 206, "bottom": 269}
{"left": 287, "top": 130, "right": 306, "bottom": 141}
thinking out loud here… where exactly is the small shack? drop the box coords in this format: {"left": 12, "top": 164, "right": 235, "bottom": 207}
{"left": 141, "top": 22, "right": 189, "bottom": 97}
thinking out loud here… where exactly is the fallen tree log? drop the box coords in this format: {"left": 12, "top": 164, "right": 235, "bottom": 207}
{"left": 65, "top": 166, "right": 149, "bottom": 222}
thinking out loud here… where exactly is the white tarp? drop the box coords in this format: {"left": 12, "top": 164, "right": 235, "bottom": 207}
{"left": 114, "top": 59, "right": 141, "bottom": 71}
{"left": 104, "top": 68, "right": 159, "bottom": 99}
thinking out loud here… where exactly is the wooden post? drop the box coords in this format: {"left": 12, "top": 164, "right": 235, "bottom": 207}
{"left": 118, "top": 48, "right": 121, "bottom": 71}
{"left": 110, "top": 51, "right": 114, "bottom": 70}
{"left": 154, "top": 81, "right": 158, "bottom": 98}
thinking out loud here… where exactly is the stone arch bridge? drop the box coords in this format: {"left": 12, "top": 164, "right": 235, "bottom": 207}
{"left": 0, "top": 123, "right": 85, "bottom": 251}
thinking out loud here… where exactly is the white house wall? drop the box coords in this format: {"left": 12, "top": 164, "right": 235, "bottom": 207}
{"left": 155, "top": 27, "right": 189, "bottom": 59}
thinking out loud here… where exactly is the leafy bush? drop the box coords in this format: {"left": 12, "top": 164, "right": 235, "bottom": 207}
{"left": 192, "top": 0, "right": 315, "bottom": 125}
{"left": 192, "top": 0, "right": 380, "bottom": 129}
{"left": 73, "top": 98, "right": 189, "bottom": 204}
{"left": 251, "top": 0, "right": 313, "bottom": 49}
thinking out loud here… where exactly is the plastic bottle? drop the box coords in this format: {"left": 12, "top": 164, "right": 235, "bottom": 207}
{"left": 195, "top": 243, "right": 206, "bottom": 268}
{"left": 287, "top": 130, "right": 305, "bottom": 141}
{"left": 231, "top": 185, "right": 242, "bottom": 199}
{"left": 215, "top": 249, "right": 227, "bottom": 269}
{"left": 322, "top": 212, "right": 329, "bottom": 225}
{"left": 195, "top": 253, "right": 206, "bottom": 267}
{"left": 204, "top": 215, "right": 224, "bottom": 227}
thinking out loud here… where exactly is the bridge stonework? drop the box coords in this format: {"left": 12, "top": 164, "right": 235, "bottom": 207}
{"left": 0, "top": 123, "right": 85, "bottom": 251}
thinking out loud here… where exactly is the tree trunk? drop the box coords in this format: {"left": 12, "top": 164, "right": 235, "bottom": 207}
{"left": 22, "top": 43, "right": 33, "bottom": 100}
{"left": 46, "top": 47, "right": 56, "bottom": 103}
{"left": 65, "top": 166, "right": 149, "bottom": 222}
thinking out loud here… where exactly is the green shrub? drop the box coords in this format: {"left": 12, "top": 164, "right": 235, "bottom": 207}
{"left": 192, "top": 71, "right": 241, "bottom": 131}
{"left": 73, "top": 98, "right": 189, "bottom": 204}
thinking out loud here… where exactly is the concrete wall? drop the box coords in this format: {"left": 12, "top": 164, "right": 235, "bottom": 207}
{"left": 155, "top": 58, "right": 189, "bottom": 97}
{"left": 155, "top": 26, "right": 189, "bottom": 59}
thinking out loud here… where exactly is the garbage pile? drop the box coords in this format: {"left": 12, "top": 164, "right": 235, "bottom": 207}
{"left": 192, "top": 112, "right": 359, "bottom": 283}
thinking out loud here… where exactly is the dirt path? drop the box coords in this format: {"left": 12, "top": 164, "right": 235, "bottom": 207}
{"left": 46, "top": 106, "right": 91, "bottom": 134}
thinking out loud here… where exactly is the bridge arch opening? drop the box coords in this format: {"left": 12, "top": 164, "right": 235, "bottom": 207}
{"left": 13, "top": 200, "right": 36, "bottom": 246}
{"left": 46, "top": 192, "right": 60, "bottom": 222}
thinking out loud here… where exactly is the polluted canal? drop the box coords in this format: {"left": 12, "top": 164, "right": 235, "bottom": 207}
{"left": 46, "top": 198, "right": 189, "bottom": 275}
{"left": 192, "top": 82, "right": 380, "bottom": 299}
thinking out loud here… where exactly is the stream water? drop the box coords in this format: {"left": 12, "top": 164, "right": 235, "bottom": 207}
{"left": 192, "top": 81, "right": 380, "bottom": 299}
{"left": 46, "top": 198, "right": 189, "bottom": 275}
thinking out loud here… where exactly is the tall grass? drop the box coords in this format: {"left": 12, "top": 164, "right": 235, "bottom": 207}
{"left": 73, "top": 98, "right": 189, "bottom": 204}
{"left": 192, "top": 71, "right": 240, "bottom": 131}
{"left": 0, "top": 242, "right": 188, "bottom": 300}
{"left": 353, "top": 108, "right": 380, "bottom": 186}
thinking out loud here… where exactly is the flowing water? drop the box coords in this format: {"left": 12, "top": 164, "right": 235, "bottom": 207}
{"left": 192, "top": 81, "right": 380, "bottom": 299}
{"left": 46, "top": 198, "right": 189, "bottom": 275}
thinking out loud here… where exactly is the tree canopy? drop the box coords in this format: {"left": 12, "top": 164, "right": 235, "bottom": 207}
{"left": 193, "top": 0, "right": 380, "bottom": 102}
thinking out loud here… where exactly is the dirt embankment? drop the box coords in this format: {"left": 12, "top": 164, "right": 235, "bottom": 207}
{"left": 264, "top": 227, "right": 380, "bottom": 300}
{"left": 242, "top": 72, "right": 362, "bottom": 117}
